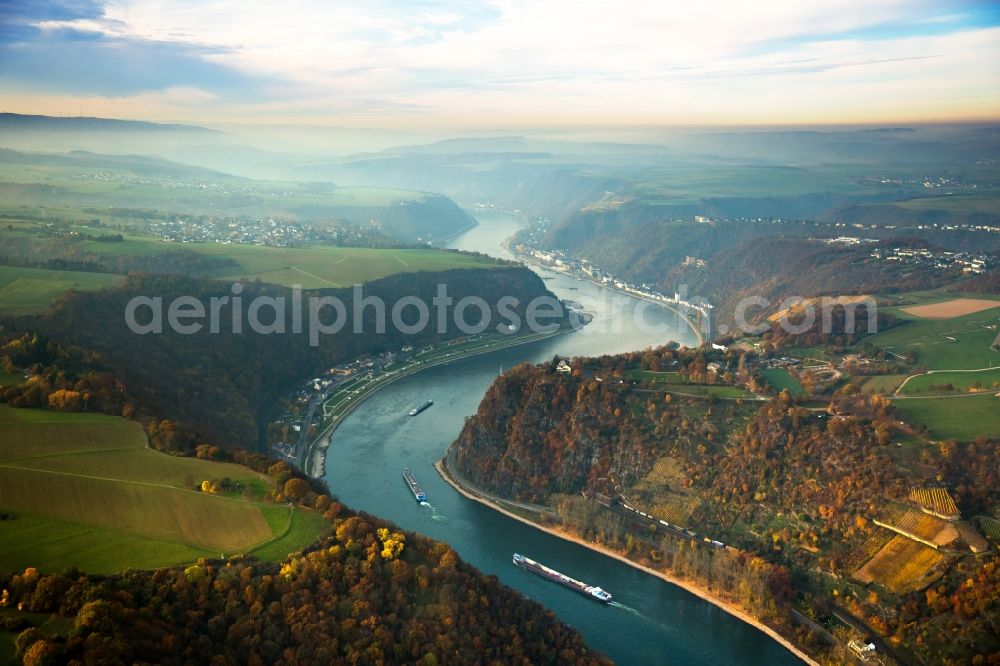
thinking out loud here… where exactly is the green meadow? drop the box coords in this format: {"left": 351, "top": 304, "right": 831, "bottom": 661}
{"left": 1, "top": 227, "right": 497, "bottom": 289}
{"left": 859, "top": 374, "right": 908, "bottom": 395}
{"left": 0, "top": 159, "right": 428, "bottom": 218}
{"left": 209, "top": 245, "right": 495, "bottom": 287}
{"left": 861, "top": 304, "right": 1000, "bottom": 371}
{"left": 0, "top": 406, "right": 326, "bottom": 573}
{"left": 0, "top": 512, "right": 213, "bottom": 575}
{"left": 87, "top": 233, "right": 498, "bottom": 284}
{"left": 624, "top": 369, "right": 753, "bottom": 399}
{"left": 0, "top": 265, "right": 123, "bottom": 314}
{"left": 893, "top": 193, "right": 1000, "bottom": 216}
{"left": 900, "top": 368, "right": 1000, "bottom": 395}
{"left": 0, "top": 229, "right": 498, "bottom": 311}
{"left": 661, "top": 384, "right": 754, "bottom": 399}
{"left": 891, "top": 394, "right": 1000, "bottom": 442}
{"left": 758, "top": 368, "right": 805, "bottom": 397}
{"left": 625, "top": 370, "right": 685, "bottom": 382}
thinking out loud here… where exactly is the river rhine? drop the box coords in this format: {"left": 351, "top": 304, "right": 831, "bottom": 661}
{"left": 322, "top": 211, "right": 801, "bottom": 665}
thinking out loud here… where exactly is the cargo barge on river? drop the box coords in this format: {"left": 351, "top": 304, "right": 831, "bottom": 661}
{"left": 402, "top": 468, "right": 427, "bottom": 502}
{"left": 513, "top": 553, "right": 612, "bottom": 603}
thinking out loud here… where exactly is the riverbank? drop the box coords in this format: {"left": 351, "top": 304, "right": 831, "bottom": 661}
{"left": 435, "top": 457, "right": 820, "bottom": 666}
{"left": 303, "top": 326, "right": 575, "bottom": 478}
{"left": 505, "top": 242, "right": 706, "bottom": 346}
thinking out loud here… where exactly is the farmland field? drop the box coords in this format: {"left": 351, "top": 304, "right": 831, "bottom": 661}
{"left": 629, "top": 458, "right": 702, "bottom": 526}
{"left": 640, "top": 492, "right": 701, "bottom": 527}
{"left": 893, "top": 193, "right": 1000, "bottom": 216}
{"left": 853, "top": 535, "right": 946, "bottom": 594}
{"left": 978, "top": 516, "right": 1000, "bottom": 542}
{"left": 213, "top": 246, "right": 495, "bottom": 287}
{"left": 0, "top": 229, "right": 499, "bottom": 307}
{"left": 0, "top": 512, "right": 212, "bottom": 574}
{"left": 837, "top": 532, "right": 895, "bottom": 573}
{"left": 0, "top": 158, "right": 437, "bottom": 218}
{"left": 901, "top": 298, "right": 1000, "bottom": 319}
{"left": 0, "top": 406, "right": 326, "bottom": 572}
{"left": 909, "top": 488, "right": 960, "bottom": 519}
{"left": 0, "top": 265, "right": 123, "bottom": 314}
{"left": 891, "top": 394, "right": 1000, "bottom": 441}
{"left": 0, "top": 406, "right": 150, "bottom": 464}
{"left": 861, "top": 304, "right": 1000, "bottom": 370}
{"left": 878, "top": 506, "right": 958, "bottom": 546}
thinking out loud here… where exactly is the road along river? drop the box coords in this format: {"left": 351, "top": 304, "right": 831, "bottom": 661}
{"left": 321, "top": 210, "right": 802, "bottom": 665}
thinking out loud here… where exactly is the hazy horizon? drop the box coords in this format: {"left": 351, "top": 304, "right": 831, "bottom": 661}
{"left": 2, "top": 0, "right": 999, "bottom": 128}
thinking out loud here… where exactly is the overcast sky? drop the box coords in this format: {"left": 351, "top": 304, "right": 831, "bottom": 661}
{"left": 1, "top": 0, "right": 998, "bottom": 127}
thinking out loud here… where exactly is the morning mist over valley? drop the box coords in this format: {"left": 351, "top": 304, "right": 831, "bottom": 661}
{"left": 0, "top": 1, "right": 999, "bottom": 664}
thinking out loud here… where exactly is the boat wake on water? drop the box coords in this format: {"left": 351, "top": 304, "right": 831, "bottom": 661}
{"left": 609, "top": 600, "right": 642, "bottom": 616}
{"left": 420, "top": 501, "right": 446, "bottom": 521}
{"left": 608, "top": 601, "right": 663, "bottom": 628}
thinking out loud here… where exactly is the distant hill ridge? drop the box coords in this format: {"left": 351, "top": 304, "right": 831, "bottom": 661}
{"left": 0, "top": 112, "right": 215, "bottom": 133}
{"left": 0, "top": 146, "right": 237, "bottom": 179}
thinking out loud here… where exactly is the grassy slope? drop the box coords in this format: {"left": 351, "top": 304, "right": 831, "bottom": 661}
{"left": 862, "top": 304, "right": 1000, "bottom": 370}
{"left": 0, "top": 406, "right": 325, "bottom": 573}
{"left": 0, "top": 159, "right": 426, "bottom": 216}
{"left": 5, "top": 225, "right": 492, "bottom": 273}
{"left": 210, "top": 245, "right": 494, "bottom": 287}
{"left": 0, "top": 512, "right": 212, "bottom": 574}
{"left": 892, "top": 394, "right": 1000, "bottom": 441}
{"left": 859, "top": 374, "right": 908, "bottom": 394}
{"left": 624, "top": 370, "right": 752, "bottom": 398}
{"left": 0, "top": 265, "right": 124, "bottom": 315}
{"left": 0, "top": 230, "right": 497, "bottom": 306}
{"left": 893, "top": 193, "right": 1000, "bottom": 215}
{"left": 900, "top": 368, "right": 1000, "bottom": 394}
{"left": 250, "top": 505, "right": 330, "bottom": 561}
{"left": 758, "top": 368, "right": 805, "bottom": 397}
{"left": 860, "top": 298, "right": 1000, "bottom": 439}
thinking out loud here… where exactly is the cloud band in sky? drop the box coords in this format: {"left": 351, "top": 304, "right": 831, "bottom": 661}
{"left": 0, "top": 0, "right": 998, "bottom": 125}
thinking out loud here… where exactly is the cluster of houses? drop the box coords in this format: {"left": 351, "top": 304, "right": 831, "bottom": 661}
{"left": 136, "top": 215, "right": 381, "bottom": 247}
{"left": 862, "top": 173, "right": 983, "bottom": 192}
{"left": 512, "top": 244, "right": 714, "bottom": 325}
{"left": 869, "top": 247, "right": 993, "bottom": 274}
{"left": 269, "top": 345, "right": 422, "bottom": 460}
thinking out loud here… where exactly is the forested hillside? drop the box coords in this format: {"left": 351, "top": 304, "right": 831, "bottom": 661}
{"left": 1, "top": 441, "right": 607, "bottom": 665}
{"left": 662, "top": 238, "right": 971, "bottom": 326}
{"left": 0, "top": 266, "right": 561, "bottom": 453}
{"left": 538, "top": 205, "right": 1000, "bottom": 326}
{"left": 450, "top": 347, "right": 1000, "bottom": 664}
